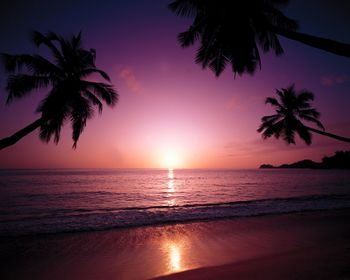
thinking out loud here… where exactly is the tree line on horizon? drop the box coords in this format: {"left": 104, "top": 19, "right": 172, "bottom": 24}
{"left": 0, "top": 0, "right": 349, "bottom": 151}
{"left": 260, "top": 150, "right": 350, "bottom": 169}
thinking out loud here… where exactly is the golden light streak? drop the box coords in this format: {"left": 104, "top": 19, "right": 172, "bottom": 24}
{"left": 166, "top": 242, "right": 182, "bottom": 272}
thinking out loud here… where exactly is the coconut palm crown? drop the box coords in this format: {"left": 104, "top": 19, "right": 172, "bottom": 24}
{"left": 258, "top": 85, "right": 350, "bottom": 144}
{"left": 169, "top": 0, "right": 350, "bottom": 77}
{"left": 0, "top": 31, "right": 117, "bottom": 150}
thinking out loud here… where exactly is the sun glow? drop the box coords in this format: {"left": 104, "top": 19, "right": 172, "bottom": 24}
{"left": 168, "top": 168, "right": 174, "bottom": 180}
{"left": 162, "top": 237, "right": 191, "bottom": 274}
{"left": 169, "top": 243, "right": 181, "bottom": 271}
{"left": 163, "top": 241, "right": 182, "bottom": 273}
{"left": 167, "top": 168, "right": 175, "bottom": 206}
{"left": 164, "top": 151, "right": 181, "bottom": 168}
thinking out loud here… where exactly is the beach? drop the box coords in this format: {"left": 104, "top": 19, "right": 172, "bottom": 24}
{"left": 1, "top": 209, "right": 350, "bottom": 280}
{"left": 1, "top": 0, "right": 350, "bottom": 279}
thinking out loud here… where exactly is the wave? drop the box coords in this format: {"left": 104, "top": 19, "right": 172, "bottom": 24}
{"left": 98, "top": 193, "right": 350, "bottom": 211}
{"left": 1, "top": 194, "right": 350, "bottom": 236}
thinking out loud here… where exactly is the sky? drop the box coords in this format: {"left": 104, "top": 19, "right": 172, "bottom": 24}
{"left": 0, "top": 0, "right": 349, "bottom": 169}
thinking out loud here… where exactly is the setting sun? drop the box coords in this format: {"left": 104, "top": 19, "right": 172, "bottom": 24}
{"left": 164, "top": 151, "right": 181, "bottom": 168}
{"left": 1, "top": 1, "right": 350, "bottom": 280}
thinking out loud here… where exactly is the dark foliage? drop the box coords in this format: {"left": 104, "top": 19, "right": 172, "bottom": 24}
{"left": 258, "top": 84, "right": 324, "bottom": 145}
{"left": 260, "top": 150, "right": 350, "bottom": 169}
{"left": 169, "top": 0, "right": 350, "bottom": 76}
{"left": 1, "top": 31, "right": 117, "bottom": 149}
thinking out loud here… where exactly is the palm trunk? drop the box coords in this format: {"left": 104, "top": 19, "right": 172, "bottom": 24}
{"left": 305, "top": 126, "right": 350, "bottom": 143}
{"left": 0, "top": 118, "right": 43, "bottom": 150}
{"left": 272, "top": 27, "right": 350, "bottom": 58}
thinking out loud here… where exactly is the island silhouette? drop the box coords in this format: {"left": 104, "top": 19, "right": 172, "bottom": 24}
{"left": 260, "top": 151, "right": 350, "bottom": 169}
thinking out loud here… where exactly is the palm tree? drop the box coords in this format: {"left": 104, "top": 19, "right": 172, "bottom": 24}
{"left": 258, "top": 85, "right": 350, "bottom": 144}
{"left": 0, "top": 31, "right": 118, "bottom": 150}
{"left": 169, "top": 0, "right": 350, "bottom": 76}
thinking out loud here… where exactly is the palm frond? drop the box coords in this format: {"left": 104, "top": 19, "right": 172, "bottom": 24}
{"left": 259, "top": 119, "right": 284, "bottom": 139}
{"left": 257, "top": 30, "right": 284, "bottom": 55}
{"left": 6, "top": 75, "right": 51, "bottom": 103}
{"left": 69, "top": 95, "right": 93, "bottom": 148}
{"left": 169, "top": 0, "right": 299, "bottom": 76}
{"left": 275, "top": 88, "right": 285, "bottom": 101}
{"left": 261, "top": 114, "right": 280, "bottom": 122}
{"left": 299, "top": 114, "right": 325, "bottom": 130}
{"left": 178, "top": 28, "right": 199, "bottom": 47}
{"left": 295, "top": 121, "right": 312, "bottom": 145}
{"left": 296, "top": 90, "right": 314, "bottom": 108}
{"left": 31, "top": 31, "right": 63, "bottom": 64}
{"left": 297, "top": 90, "right": 314, "bottom": 99}
{"left": 1, "top": 53, "right": 62, "bottom": 77}
{"left": 259, "top": 84, "right": 324, "bottom": 145}
{"left": 77, "top": 49, "right": 96, "bottom": 68}
{"left": 37, "top": 88, "right": 69, "bottom": 144}
{"left": 298, "top": 108, "right": 320, "bottom": 118}
{"left": 263, "top": 4, "right": 298, "bottom": 31}
{"left": 265, "top": 97, "right": 282, "bottom": 108}
{"left": 1, "top": 54, "right": 29, "bottom": 73}
{"left": 82, "top": 90, "right": 103, "bottom": 114}
{"left": 209, "top": 48, "right": 229, "bottom": 76}
{"left": 78, "top": 68, "right": 111, "bottom": 82}
{"left": 81, "top": 81, "right": 118, "bottom": 106}
{"left": 72, "top": 31, "right": 82, "bottom": 50}
{"left": 282, "top": 123, "right": 296, "bottom": 144}
{"left": 39, "top": 116, "right": 65, "bottom": 144}
{"left": 2, "top": 30, "right": 117, "bottom": 149}
{"left": 168, "top": 0, "right": 200, "bottom": 17}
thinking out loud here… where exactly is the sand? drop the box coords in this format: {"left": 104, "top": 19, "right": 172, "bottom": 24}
{"left": 1, "top": 209, "right": 350, "bottom": 280}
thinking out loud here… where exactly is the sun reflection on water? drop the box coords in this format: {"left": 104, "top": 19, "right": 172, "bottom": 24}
{"left": 169, "top": 242, "right": 181, "bottom": 271}
{"left": 161, "top": 234, "right": 193, "bottom": 274}
{"left": 168, "top": 177, "right": 174, "bottom": 192}
{"left": 167, "top": 168, "right": 176, "bottom": 206}
{"left": 168, "top": 168, "right": 174, "bottom": 179}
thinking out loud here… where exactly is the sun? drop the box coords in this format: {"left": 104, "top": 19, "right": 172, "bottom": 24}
{"left": 164, "top": 151, "right": 180, "bottom": 169}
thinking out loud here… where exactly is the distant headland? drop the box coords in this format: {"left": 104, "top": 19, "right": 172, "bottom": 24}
{"left": 260, "top": 151, "right": 350, "bottom": 169}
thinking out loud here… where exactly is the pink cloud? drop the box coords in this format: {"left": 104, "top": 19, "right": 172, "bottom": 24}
{"left": 321, "top": 74, "right": 349, "bottom": 86}
{"left": 118, "top": 66, "right": 142, "bottom": 93}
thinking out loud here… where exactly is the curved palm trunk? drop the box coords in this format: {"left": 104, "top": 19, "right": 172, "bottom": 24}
{"left": 305, "top": 126, "right": 350, "bottom": 143}
{"left": 0, "top": 118, "right": 43, "bottom": 150}
{"left": 272, "top": 27, "right": 350, "bottom": 58}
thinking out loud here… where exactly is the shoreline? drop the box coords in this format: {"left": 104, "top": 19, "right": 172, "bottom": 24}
{"left": 3, "top": 203, "right": 350, "bottom": 238}
{"left": 2, "top": 207, "right": 349, "bottom": 238}
{"left": 1, "top": 209, "right": 350, "bottom": 279}
{"left": 152, "top": 243, "right": 350, "bottom": 280}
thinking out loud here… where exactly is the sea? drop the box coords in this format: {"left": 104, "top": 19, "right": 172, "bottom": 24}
{"left": 1, "top": 168, "right": 350, "bottom": 236}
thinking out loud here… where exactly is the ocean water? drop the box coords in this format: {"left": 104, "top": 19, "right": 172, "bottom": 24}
{"left": 0, "top": 168, "right": 350, "bottom": 236}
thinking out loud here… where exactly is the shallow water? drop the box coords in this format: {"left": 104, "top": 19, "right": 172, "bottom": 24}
{"left": 2, "top": 211, "right": 350, "bottom": 280}
{"left": 0, "top": 168, "right": 350, "bottom": 235}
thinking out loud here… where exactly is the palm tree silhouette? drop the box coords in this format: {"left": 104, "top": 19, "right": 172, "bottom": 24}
{"left": 169, "top": 0, "right": 350, "bottom": 76}
{"left": 258, "top": 85, "right": 350, "bottom": 144}
{"left": 0, "top": 31, "right": 118, "bottom": 150}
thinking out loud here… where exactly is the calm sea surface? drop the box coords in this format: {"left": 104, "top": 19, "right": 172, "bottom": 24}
{"left": 0, "top": 168, "right": 350, "bottom": 236}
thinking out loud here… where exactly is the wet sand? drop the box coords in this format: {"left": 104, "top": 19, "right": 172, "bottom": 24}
{"left": 1, "top": 209, "right": 350, "bottom": 280}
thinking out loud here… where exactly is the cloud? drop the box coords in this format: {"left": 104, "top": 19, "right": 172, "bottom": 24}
{"left": 320, "top": 74, "right": 350, "bottom": 87}
{"left": 118, "top": 66, "right": 142, "bottom": 94}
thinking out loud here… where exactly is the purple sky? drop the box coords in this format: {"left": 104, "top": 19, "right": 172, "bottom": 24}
{"left": 0, "top": 0, "right": 349, "bottom": 168}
